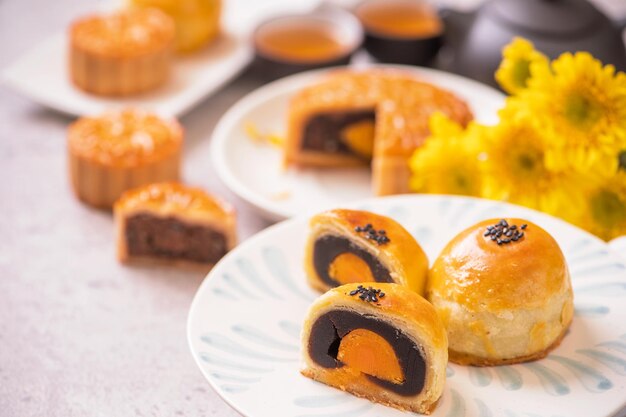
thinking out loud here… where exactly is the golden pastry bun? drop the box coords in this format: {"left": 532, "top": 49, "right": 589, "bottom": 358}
{"left": 301, "top": 283, "right": 447, "bottom": 414}
{"left": 304, "top": 209, "right": 429, "bottom": 294}
{"left": 427, "top": 218, "right": 573, "bottom": 365}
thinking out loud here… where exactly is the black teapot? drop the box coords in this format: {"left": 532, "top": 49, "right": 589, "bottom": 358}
{"left": 441, "top": 0, "right": 626, "bottom": 88}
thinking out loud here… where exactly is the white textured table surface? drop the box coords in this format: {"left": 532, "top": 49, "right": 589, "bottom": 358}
{"left": 1, "top": 1, "right": 267, "bottom": 416}
{"left": 2, "top": 1, "right": 625, "bottom": 416}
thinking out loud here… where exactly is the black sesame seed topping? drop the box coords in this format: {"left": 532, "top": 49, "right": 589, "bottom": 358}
{"left": 355, "top": 223, "right": 391, "bottom": 245}
{"left": 349, "top": 285, "right": 385, "bottom": 304}
{"left": 484, "top": 219, "right": 527, "bottom": 245}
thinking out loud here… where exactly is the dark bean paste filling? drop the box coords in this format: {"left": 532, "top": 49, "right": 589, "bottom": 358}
{"left": 313, "top": 235, "right": 393, "bottom": 287}
{"left": 309, "top": 309, "right": 426, "bottom": 396}
{"left": 301, "top": 110, "right": 375, "bottom": 159}
{"left": 126, "top": 214, "right": 227, "bottom": 264}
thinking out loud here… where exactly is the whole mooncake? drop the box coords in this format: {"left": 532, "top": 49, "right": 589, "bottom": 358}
{"left": 69, "top": 8, "right": 175, "bottom": 96}
{"left": 68, "top": 109, "right": 182, "bottom": 208}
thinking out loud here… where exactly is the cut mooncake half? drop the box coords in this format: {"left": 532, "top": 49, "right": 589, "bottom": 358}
{"left": 301, "top": 283, "right": 448, "bottom": 414}
{"left": 427, "top": 218, "right": 574, "bottom": 365}
{"left": 284, "top": 69, "right": 473, "bottom": 195}
{"left": 304, "top": 209, "right": 429, "bottom": 294}
{"left": 114, "top": 182, "right": 236, "bottom": 267}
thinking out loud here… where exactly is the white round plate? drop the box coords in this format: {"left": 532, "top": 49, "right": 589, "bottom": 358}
{"left": 210, "top": 65, "right": 505, "bottom": 221}
{"left": 188, "top": 195, "right": 626, "bottom": 417}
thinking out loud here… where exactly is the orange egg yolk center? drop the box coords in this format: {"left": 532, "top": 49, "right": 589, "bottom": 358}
{"left": 337, "top": 328, "right": 404, "bottom": 384}
{"left": 328, "top": 253, "right": 375, "bottom": 284}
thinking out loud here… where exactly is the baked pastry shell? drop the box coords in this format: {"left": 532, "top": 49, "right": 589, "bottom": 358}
{"left": 284, "top": 69, "right": 473, "bottom": 195}
{"left": 427, "top": 218, "right": 574, "bottom": 365}
{"left": 114, "top": 182, "right": 237, "bottom": 265}
{"left": 69, "top": 9, "right": 175, "bottom": 96}
{"left": 301, "top": 283, "right": 447, "bottom": 414}
{"left": 304, "top": 209, "right": 429, "bottom": 294}
{"left": 67, "top": 112, "right": 183, "bottom": 208}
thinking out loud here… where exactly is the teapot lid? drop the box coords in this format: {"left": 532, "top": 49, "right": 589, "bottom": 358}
{"left": 487, "top": 0, "right": 604, "bottom": 37}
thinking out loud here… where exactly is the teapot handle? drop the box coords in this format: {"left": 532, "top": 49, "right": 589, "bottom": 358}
{"left": 438, "top": 7, "right": 475, "bottom": 50}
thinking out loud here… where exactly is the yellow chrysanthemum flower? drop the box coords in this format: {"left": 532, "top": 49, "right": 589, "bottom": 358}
{"left": 577, "top": 171, "right": 626, "bottom": 241}
{"left": 524, "top": 51, "right": 626, "bottom": 174}
{"left": 409, "top": 113, "right": 485, "bottom": 197}
{"left": 481, "top": 115, "right": 586, "bottom": 222}
{"left": 495, "top": 37, "right": 549, "bottom": 95}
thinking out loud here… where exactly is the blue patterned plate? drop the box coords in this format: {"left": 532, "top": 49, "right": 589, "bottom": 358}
{"left": 187, "top": 195, "right": 626, "bottom": 417}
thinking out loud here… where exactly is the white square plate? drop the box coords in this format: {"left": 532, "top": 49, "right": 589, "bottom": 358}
{"left": 0, "top": 0, "right": 320, "bottom": 117}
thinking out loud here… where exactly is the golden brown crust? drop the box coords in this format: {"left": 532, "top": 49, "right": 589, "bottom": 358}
{"left": 448, "top": 322, "right": 570, "bottom": 366}
{"left": 114, "top": 182, "right": 237, "bottom": 264}
{"left": 308, "top": 284, "right": 448, "bottom": 345}
{"left": 427, "top": 218, "right": 574, "bottom": 364}
{"left": 68, "top": 109, "right": 182, "bottom": 208}
{"left": 68, "top": 109, "right": 183, "bottom": 167}
{"left": 304, "top": 209, "right": 429, "bottom": 294}
{"left": 284, "top": 69, "right": 473, "bottom": 194}
{"left": 428, "top": 218, "right": 570, "bottom": 311}
{"left": 300, "top": 368, "right": 438, "bottom": 415}
{"left": 129, "top": 0, "right": 221, "bottom": 53}
{"left": 301, "top": 283, "right": 447, "bottom": 414}
{"left": 69, "top": 9, "right": 174, "bottom": 95}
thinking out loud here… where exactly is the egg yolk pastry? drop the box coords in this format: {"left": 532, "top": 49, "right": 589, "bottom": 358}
{"left": 114, "top": 182, "right": 236, "bottom": 266}
{"left": 284, "top": 69, "right": 473, "bottom": 195}
{"left": 301, "top": 283, "right": 447, "bottom": 414}
{"left": 427, "top": 218, "right": 574, "bottom": 366}
{"left": 304, "top": 209, "right": 429, "bottom": 294}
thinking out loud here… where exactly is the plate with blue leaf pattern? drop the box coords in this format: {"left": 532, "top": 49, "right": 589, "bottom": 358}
{"left": 188, "top": 195, "right": 626, "bottom": 417}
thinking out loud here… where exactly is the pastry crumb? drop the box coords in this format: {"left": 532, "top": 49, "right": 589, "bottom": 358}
{"left": 244, "top": 122, "right": 284, "bottom": 147}
{"left": 270, "top": 190, "right": 291, "bottom": 201}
